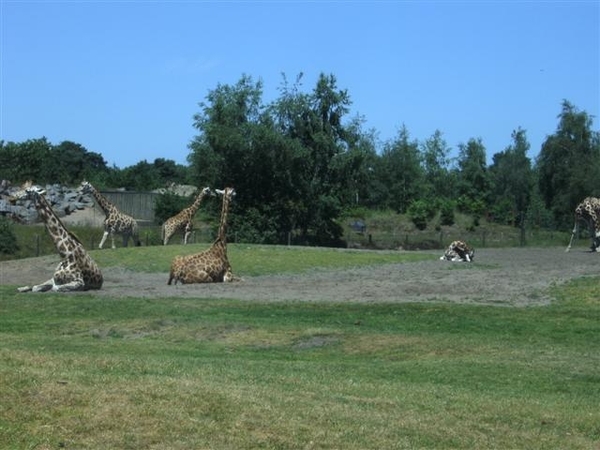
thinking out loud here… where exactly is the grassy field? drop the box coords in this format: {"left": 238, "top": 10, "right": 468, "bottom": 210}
{"left": 0, "top": 246, "right": 599, "bottom": 449}
{"left": 1, "top": 208, "right": 575, "bottom": 262}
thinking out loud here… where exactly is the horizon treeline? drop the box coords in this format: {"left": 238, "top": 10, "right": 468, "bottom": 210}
{"left": 1, "top": 73, "right": 599, "bottom": 245}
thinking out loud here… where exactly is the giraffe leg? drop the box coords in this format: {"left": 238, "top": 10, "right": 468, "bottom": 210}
{"left": 110, "top": 232, "right": 116, "bottom": 249}
{"left": 30, "top": 279, "right": 55, "bottom": 292}
{"left": 99, "top": 231, "right": 109, "bottom": 249}
{"left": 53, "top": 278, "right": 85, "bottom": 292}
{"left": 183, "top": 223, "right": 193, "bottom": 245}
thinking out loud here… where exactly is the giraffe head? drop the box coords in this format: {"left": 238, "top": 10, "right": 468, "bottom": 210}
{"left": 79, "top": 180, "right": 94, "bottom": 196}
{"left": 9, "top": 181, "right": 45, "bottom": 204}
{"left": 215, "top": 187, "right": 236, "bottom": 201}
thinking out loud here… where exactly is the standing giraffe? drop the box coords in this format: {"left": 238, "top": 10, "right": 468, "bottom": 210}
{"left": 10, "top": 182, "right": 103, "bottom": 292}
{"left": 79, "top": 181, "right": 141, "bottom": 248}
{"left": 566, "top": 197, "right": 600, "bottom": 252}
{"left": 440, "top": 240, "right": 475, "bottom": 262}
{"left": 161, "top": 186, "right": 213, "bottom": 245}
{"left": 168, "top": 187, "right": 236, "bottom": 284}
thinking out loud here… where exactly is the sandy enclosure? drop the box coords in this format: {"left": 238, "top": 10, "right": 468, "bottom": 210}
{"left": 1, "top": 247, "right": 598, "bottom": 306}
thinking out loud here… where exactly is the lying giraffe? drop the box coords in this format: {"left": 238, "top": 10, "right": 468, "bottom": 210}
{"left": 10, "top": 182, "right": 103, "bottom": 292}
{"left": 162, "top": 186, "right": 213, "bottom": 245}
{"left": 168, "top": 187, "right": 236, "bottom": 284}
{"left": 566, "top": 196, "right": 600, "bottom": 252}
{"left": 440, "top": 240, "right": 475, "bottom": 262}
{"left": 79, "top": 180, "right": 141, "bottom": 248}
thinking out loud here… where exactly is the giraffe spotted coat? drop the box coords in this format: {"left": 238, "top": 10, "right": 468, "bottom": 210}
{"left": 168, "top": 187, "right": 235, "bottom": 284}
{"left": 162, "top": 187, "right": 213, "bottom": 245}
{"left": 566, "top": 196, "right": 600, "bottom": 252}
{"left": 440, "top": 240, "right": 475, "bottom": 262}
{"left": 80, "top": 181, "right": 141, "bottom": 248}
{"left": 11, "top": 182, "right": 103, "bottom": 292}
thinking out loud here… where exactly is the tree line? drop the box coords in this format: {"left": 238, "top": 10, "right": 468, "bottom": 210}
{"left": 1, "top": 73, "right": 599, "bottom": 246}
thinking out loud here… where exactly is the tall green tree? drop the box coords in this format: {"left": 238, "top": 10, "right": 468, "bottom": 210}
{"left": 378, "top": 125, "right": 424, "bottom": 213}
{"left": 53, "top": 141, "right": 108, "bottom": 185}
{"left": 489, "top": 128, "right": 533, "bottom": 226}
{"left": 455, "top": 137, "right": 490, "bottom": 218}
{"left": 420, "top": 129, "right": 453, "bottom": 202}
{"left": 537, "top": 100, "right": 600, "bottom": 228}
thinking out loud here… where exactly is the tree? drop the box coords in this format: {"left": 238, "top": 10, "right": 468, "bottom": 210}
{"left": 537, "top": 100, "right": 600, "bottom": 228}
{"left": 420, "top": 129, "right": 453, "bottom": 202}
{"left": 379, "top": 125, "right": 424, "bottom": 213}
{"left": 455, "top": 137, "right": 490, "bottom": 219}
{"left": 53, "top": 141, "right": 108, "bottom": 185}
{"left": 489, "top": 128, "right": 533, "bottom": 226}
{"left": 187, "top": 72, "right": 355, "bottom": 245}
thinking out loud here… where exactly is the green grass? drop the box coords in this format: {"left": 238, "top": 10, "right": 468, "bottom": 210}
{"left": 89, "top": 243, "right": 433, "bottom": 275}
{"left": 1, "top": 248, "right": 599, "bottom": 449}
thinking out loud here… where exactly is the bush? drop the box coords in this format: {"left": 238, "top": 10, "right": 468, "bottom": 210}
{"left": 439, "top": 200, "right": 456, "bottom": 226}
{"left": 407, "top": 200, "right": 436, "bottom": 230}
{"left": 153, "top": 192, "right": 190, "bottom": 225}
{"left": 0, "top": 217, "right": 19, "bottom": 255}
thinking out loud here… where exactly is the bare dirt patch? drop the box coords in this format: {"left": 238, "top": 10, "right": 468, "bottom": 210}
{"left": 1, "top": 247, "right": 597, "bottom": 306}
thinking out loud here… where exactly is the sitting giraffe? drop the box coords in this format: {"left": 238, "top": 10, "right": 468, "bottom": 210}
{"left": 440, "top": 240, "right": 475, "bottom": 262}
{"left": 79, "top": 180, "right": 141, "bottom": 248}
{"left": 10, "top": 182, "right": 103, "bottom": 292}
{"left": 566, "top": 196, "right": 600, "bottom": 252}
{"left": 162, "top": 186, "right": 213, "bottom": 245}
{"left": 168, "top": 187, "right": 236, "bottom": 284}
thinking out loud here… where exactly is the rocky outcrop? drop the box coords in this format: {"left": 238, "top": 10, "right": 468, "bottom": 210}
{"left": 0, "top": 181, "right": 93, "bottom": 224}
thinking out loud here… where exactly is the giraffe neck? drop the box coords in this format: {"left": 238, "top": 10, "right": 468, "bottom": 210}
{"left": 188, "top": 190, "right": 209, "bottom": 217}
{"left": 88, "top": 185, "right": 115, "bottom": 216}
{"left": 217, "top": 191, "right": 231, "bottom": 243}
{"left": 33, "top": 192, "right": 81, "bottom": 257}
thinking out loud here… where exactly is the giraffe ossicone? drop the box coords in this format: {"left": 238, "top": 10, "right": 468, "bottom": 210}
{"left": 10, "top": 181, "right": 103, "bottom": 292}
{"left": 168, "top": 187, "right": 236, "bottom": 284}
{"left": 79, "top": 180, "right": 141, "bottom": 249}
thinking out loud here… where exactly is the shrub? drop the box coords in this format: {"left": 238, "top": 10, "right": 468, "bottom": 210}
{"left": 0, "top": 217, "right": 19, "bottom": 255}
{"left": 153, "top": 192, "right": 190, "bottom": 225}
{"left": 439, "top": 200, "right": 456, "bottom": 226}
{"left": 407, "top": 200, "right": 436, "bottom": 230}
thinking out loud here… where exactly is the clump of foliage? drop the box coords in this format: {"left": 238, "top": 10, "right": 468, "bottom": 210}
{"left": 439, "top": 199, "right": 455, "bottom": 226}
{"left": 0, "top": 217, "right": 19, "bottom": 255}
{"left": 407, "top": 199, "right": 436, "bottom": 230}
{"left": 153, "top": 192, "right": 190, "bottom": 225}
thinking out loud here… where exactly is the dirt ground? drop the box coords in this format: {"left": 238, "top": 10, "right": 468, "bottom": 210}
{"left": 1, "top": 247, "right": 598, "bottom": 306}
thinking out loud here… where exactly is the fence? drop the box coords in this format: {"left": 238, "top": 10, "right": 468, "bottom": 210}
{"left": 100, "top": 191, "right": 160, "bottom": 224}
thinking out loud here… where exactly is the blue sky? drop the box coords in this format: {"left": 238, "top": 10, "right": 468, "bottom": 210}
{"left": 1, "top": 1, "right": 599, "bottom": 169}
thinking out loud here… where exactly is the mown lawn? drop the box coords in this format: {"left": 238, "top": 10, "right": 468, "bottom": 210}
{"left": 0, "top": 248, "right": 598, "bottom": 449}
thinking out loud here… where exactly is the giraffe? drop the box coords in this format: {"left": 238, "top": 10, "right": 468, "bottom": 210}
{"left": 168, "top": 187, "right": 236, "bottom": 284}
{"left": 566, "top": 197, "right": 600, "bottom": 252}
{"left": 10, "top": 182, "right": 103, "bottom": 292}
{"left": 440, "top": 240, "right": 475, "bottom": 262}
{"left": 79, "top": 181, "right": 141, "bottom": 248}
{"left": 161, "top": 186, "right": 213, "bottom": 245}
